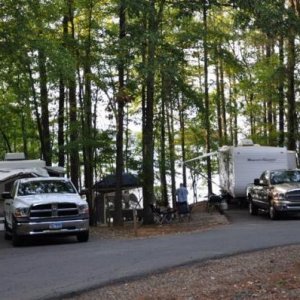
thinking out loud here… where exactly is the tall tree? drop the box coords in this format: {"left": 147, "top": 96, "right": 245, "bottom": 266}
{"left": 203, "top": 2, "right": 212, "bottom": 194}
{"left": 58, "top": 15, "right": 69, "bottom": 168}
{"left": 142, "top": 0, "right": 165, "bottom": 224}
{"left": 81, "top": 0, "right": 96, "bottom": 225}
{"left": 114, "top": 0, "right": 127, "bottom": 226}
{"left": 38, "top": 48, "right": 52, "bottom": 166}
{"left": 159, "top": 71, "right": 168, "bottom": 207}
{"left": 66, "top": 0, "right": 80, "bottom": 189}
{"left": 286, "top": 0, "right": 298, "bottom": 150}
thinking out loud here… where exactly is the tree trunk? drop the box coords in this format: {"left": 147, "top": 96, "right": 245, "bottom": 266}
{"left": 142, "top": 0, "right": 157, "bottom": 224}
{"left": 248, "top": 93, "right": 255, "bottom": 137}
{"left": 215, "top": 63, "right": 223, "bottom": 145}
{"left": 160, "top": 71, "right": 168, "bottom": 207}
{"left": 58, "top": 15, "right": 68, "bottom": 168}
{"left": 286, "top": 32, "right": 296, "bottom": 150}
{"left": 83, "top": 0, "right": 95, "bottom": 225}
{"left": 38, "top": 49, "right": 52, "bottom": 166}
{"left": 278, "top": 35, "right": 285, "bottom": 147}
{"left": 203, "top": 3, "right": 212, "bottom": 194}
{"left": 287, "top": 0, "right": 298, "bottom": 151}
{"left": 0, "top": 128, "right": 12, "bottom": 153}
{"left": 178, "top": 94, "right": 187, "bottom": 187}
{"left": 68, "top": 0, "right": 80, "bottom": 189}
{"left": 27, "top": 63, "right": 44, "bottom": 159}
{"left": 114, "top": 0, "right": 126, "bottom": 226}
{"left": 265, "top": 40, "right": 277, "bottom": 146}
{"left": 167, "top": 101, "right": 176, "bottom": 209}
{"left": 220, "top": 54, "right": 227, "bottom": 145}
{"left": 231, "top": 77, "right": 238, "bottom": 146}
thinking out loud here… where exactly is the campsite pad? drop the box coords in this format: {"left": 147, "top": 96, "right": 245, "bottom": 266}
{"left": 90, "top": 202, "right": 229, "bottom": 240}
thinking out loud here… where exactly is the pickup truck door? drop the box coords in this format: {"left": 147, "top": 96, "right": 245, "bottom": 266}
{"left": 257, "top": 172, "right": 271, "bottom": 209}
{"left": 3, "top": 182, "right": 19, "bottom": 227}
{"left": 4, "top": 198, "right": 13, "bottom": 227}
{"left": 251, "top": 183, "right": 262, "bottom": 202}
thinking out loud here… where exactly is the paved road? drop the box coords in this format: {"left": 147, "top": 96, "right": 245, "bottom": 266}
{"left": 1, "top": 209, "right": 300, "bottom": 300}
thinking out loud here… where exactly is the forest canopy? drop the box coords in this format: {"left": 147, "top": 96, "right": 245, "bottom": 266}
{"left": 1, "top": 0, "right": 300, "bottom": 224}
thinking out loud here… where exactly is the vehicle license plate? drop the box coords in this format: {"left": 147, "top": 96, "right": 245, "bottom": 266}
{"left": 49, "top": 223, "right": 62, "bottom": 230}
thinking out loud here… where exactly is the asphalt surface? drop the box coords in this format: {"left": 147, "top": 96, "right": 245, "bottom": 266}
{"left": 1, "top": 208, "right": 300, "bottom": 300}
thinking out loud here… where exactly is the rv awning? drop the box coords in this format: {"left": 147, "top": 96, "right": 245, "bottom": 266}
{"left": 45, "top": 166, "right": 65, "bottom": 176}
{"left": 0, "top": 168, "right": 49, "bottom": 182}
{"left": 184, "top": 151, "right": 218, "bottom": 164}
{"left": 94, "top": 173, "right": 141, "bottom": 193}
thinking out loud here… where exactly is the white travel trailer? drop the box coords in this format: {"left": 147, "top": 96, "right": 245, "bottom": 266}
{"left": 0, "top": 153, "right": 65, "bottom": 196}
{"left": 185, "top": 140, "right": 297, "bottom": 201}
{"left": 218, "top": 140, "right": 297, "bottom": 199}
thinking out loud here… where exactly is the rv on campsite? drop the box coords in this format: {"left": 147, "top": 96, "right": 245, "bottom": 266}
{"left": 0, "top": 153, "right": 64, "bottom": 197}
{"left": 185, "top": 140, "right": 297, "bottom": 201}
{"left": 218, "top": 140, "right": 297, "bottom": 200}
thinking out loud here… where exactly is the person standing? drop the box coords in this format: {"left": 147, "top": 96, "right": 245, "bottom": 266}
{"left": 176, "top": 183, "right": 188, "bottom": 203}
{"left": 176, "top": 183, "right": 189, "bottom": 214}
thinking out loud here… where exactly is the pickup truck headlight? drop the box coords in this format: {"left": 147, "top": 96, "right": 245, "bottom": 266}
{"left": 272, "top": 192, "right": 285, "bottom": 200}
{"left": 14, "top": 207, "right": 30, "bottom": 217}
{"left": 78, "top": 204, "right": 89, "bottom": 215}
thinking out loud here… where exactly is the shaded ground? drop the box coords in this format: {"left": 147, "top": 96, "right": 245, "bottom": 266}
{"left": 67, "top": 202, "right": 300, "bottom": 300}
{"left": 90, "top": 202, "right": 229, "bottom": 240}
{"left": 67, "top": 244, "right": 300, "bottom": 300}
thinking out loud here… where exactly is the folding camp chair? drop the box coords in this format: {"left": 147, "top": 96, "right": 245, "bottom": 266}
{"left": 150, "top": 204, "right": 175, "bottom": 225}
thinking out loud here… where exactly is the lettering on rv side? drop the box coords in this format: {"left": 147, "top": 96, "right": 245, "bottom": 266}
{"left": 247, "top": 158, "right": 276, "bottom": 162}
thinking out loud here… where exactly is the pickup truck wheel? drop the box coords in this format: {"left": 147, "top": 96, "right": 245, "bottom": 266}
{"left": 12, "top": 219, "right": 23, "bottom": 247}
{"left": 269, "top": 204, "right": 279, "bottom": 220}
{"left": 4, "top": 232, "right": 11, "bottom": 240}
{"left": 77, "top": 230, "right": 89, "bottom": 243}
{"left": 4, "top": 219, "right": 12, "bottom": 240}
{"left": 249, "top": 198, "right": 258, "bottom": 215}
{"left": 12, "top": 231, "right": 23, "bottom": 247}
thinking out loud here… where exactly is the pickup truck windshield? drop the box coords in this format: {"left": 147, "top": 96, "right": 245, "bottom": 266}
{"left": 270, "top": 170, "right": 300, "bottom": 185}
{"left": 17, "top": 180, "right": 76, "bottom": 196}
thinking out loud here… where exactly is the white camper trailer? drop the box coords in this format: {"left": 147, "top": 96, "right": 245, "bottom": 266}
{"left": 218, "top": 141, "right": 297, "bottom": 199}
{"left": 0, "top": 153, "right": 65, "bottom": 196}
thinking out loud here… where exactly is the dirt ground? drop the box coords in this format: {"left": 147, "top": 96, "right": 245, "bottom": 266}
{"left": 90, "top": 202, "right": 228, "bottom": 240}
{"left": 69, "top": 202, "right": 300, "bottom": 300}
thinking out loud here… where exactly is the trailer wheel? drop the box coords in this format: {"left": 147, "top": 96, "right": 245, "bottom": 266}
{"left": 248, "top": 197, "right": 258, "bottom": 215}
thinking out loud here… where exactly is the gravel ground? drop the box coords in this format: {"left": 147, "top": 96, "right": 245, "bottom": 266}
{"left": 63, "top": 204, "right": 300, "bottom": 299}
{"left": 65, "top": 244, "right": 300, "bottom": 300}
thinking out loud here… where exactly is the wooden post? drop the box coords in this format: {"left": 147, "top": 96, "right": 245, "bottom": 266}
{"left": 133, "top": 208, "right": 138, "bottom": 237}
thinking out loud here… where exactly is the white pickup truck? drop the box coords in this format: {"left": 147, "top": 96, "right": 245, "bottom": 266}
{"left": 3, "top": 177, "right": 89, "bottom": 246}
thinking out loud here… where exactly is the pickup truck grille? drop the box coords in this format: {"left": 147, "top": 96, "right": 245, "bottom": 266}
{"left": 29, "top": 203, "right": 79, "bottom": 219}
{"left": 285, "top": 190, "right": 300, "bottom": 202}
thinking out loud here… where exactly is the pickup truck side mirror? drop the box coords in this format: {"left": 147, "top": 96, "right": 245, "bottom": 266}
{"left": 79, "top": 190, "right": 87, "bottom": 196}
{"left": 2, "top": 192, "right": 12, "bottom": 199}
{"left": 254, "top": 178, "right": 260, "bottom": 185}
